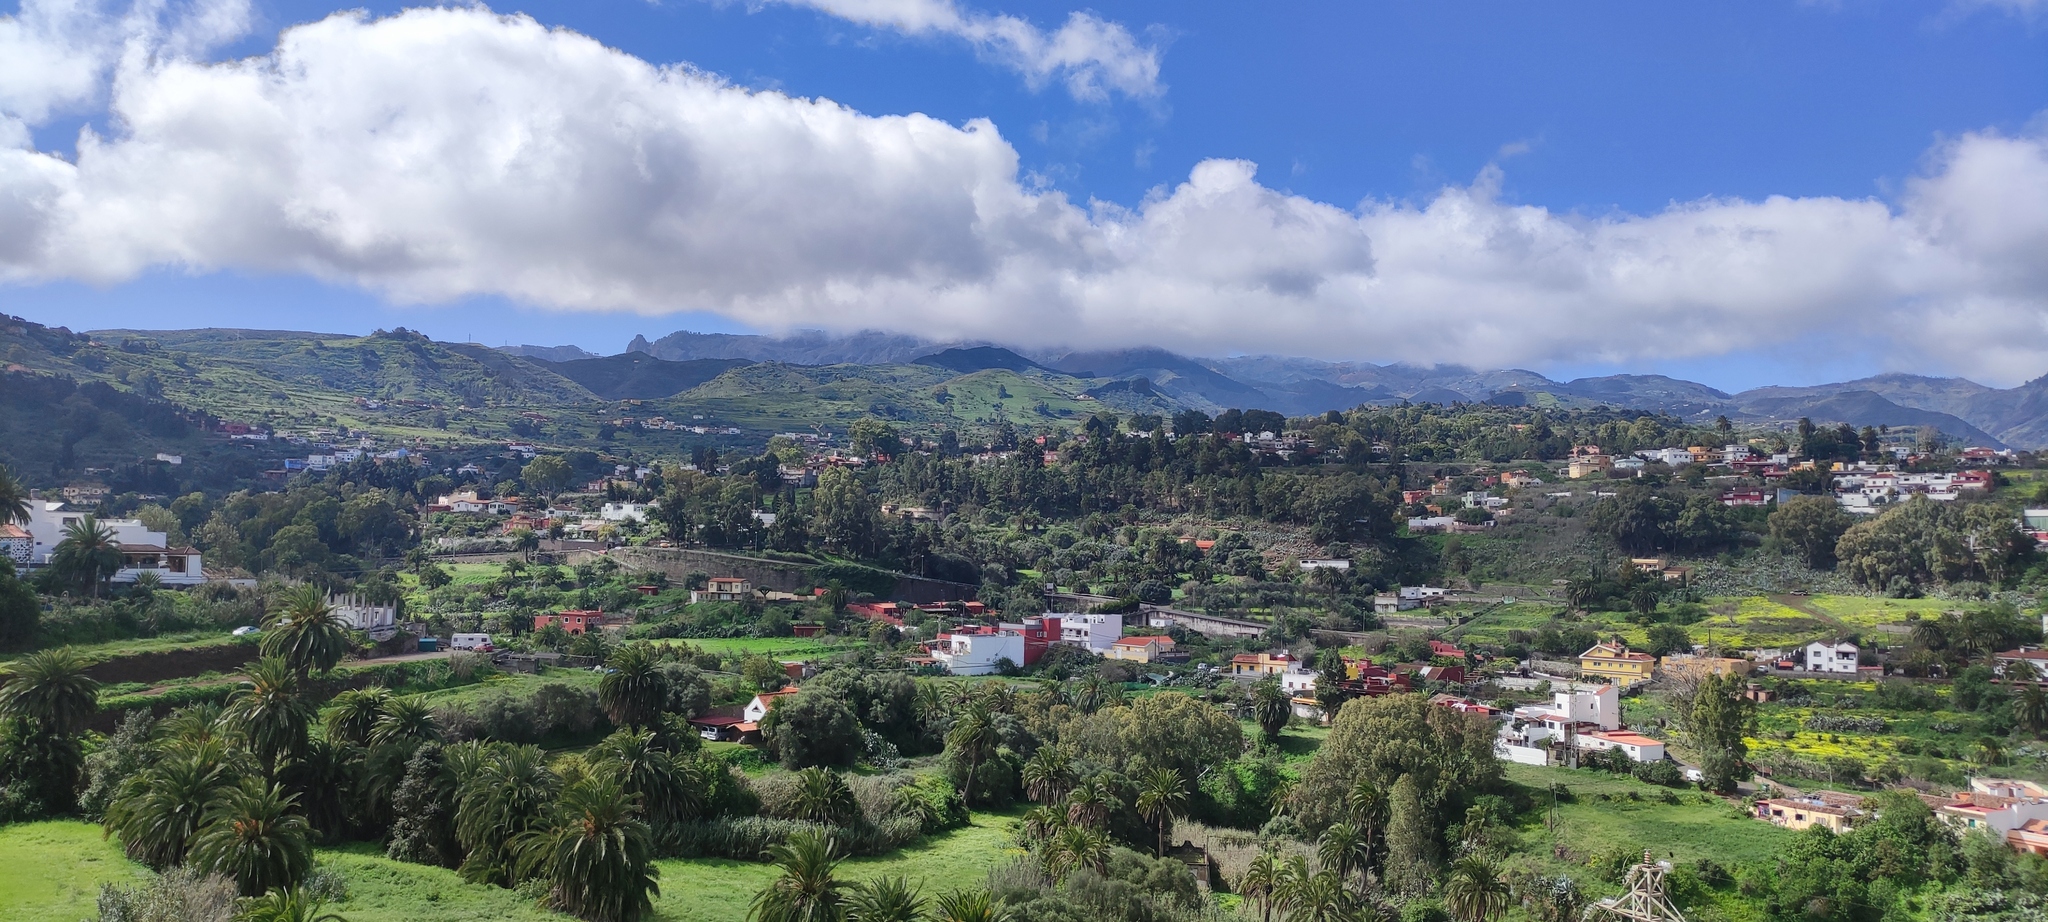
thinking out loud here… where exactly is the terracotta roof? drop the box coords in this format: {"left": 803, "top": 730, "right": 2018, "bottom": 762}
{"left": 0, "top": 524, "right": 29, "bottom": 539}
{"left": 1589, "top": 731, "right": 1663, "bottom": 747}
{"left": 1582, "top": 642, "right": 1653, "bottom": 662}
{"left": 1115, "top": 636, "right": 1172, "bottom": 647}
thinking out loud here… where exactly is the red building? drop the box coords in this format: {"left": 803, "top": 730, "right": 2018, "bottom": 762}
{"left": 534, "top": 609, "right": 606, "bottom": 634}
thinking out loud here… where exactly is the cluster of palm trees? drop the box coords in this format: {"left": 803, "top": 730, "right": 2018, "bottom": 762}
{"left": 66, "top": 589, "right": 706, "bottom": 922}
{"left": 748, "top": 828, "right": 1003, "bottom": 922}
{"left": 1014, "top": 744, "right": 1190, "bottom": 878}
{"left": 1236, "top": 780, "right": 1510, "bottom": 922}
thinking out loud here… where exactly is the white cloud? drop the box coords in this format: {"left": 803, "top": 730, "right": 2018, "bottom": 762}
{"left": 749, "top": 0, "right": 1162, "bottom": 102}
{"left": 0, "top": 0, "right": 250, "bottom": 131}
{"left": 2, "top": 7, "right": 2047, "bottom": 383}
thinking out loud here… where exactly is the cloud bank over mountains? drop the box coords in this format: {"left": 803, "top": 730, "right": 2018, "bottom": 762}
{"left": 0, "top": 3, "right": 2045, "bottom": 383}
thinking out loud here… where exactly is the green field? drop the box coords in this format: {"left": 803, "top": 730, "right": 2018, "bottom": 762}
{"left": 0, "top": 814, "right": 1021, "bottom": 922}
{"left": 0, "top": 821, "right": 154, "bottom": 922}
{"left": 650, "top": 813, "right": 1022, "bottom": 922}
{"left": 6, "top": 631, "right": 253, "bottom": 667}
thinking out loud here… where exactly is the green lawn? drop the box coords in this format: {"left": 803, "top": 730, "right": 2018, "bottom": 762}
{"left": 0, "top": 821, "right": 153, "bottom": 922}
{"left": 313, "top": 844, "right": 564, "bottom": 922}
{"left": 4, "top": 813, "right": 1021, "bottom": 922}
{"left": 1505, "top": 763, "right": 1789, "bottom": 869}
{"left": 650, "top": 813, "right": 1023, "bottom": 922}
{"left": 8, "top": 631, "right": 252, "bottom": 667}
{"left": 410, "top": 668, "right": 603, "bottom": 708}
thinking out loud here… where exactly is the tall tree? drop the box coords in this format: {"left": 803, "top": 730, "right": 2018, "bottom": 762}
{"left": 0, "top": 646, "right": 99, "bottom": 736}
{"left": 261, "top": 585, "right": 352, "bottom": 676}
{"left": 1768, "top": 496, "right": 1854, "bottom": 569}
{"left": 599, "top": 644, "right": 670, "bottom": 733}
{"left": 454, "top": 743, "right": 560, "bottom": 887}
{"left": 516, "top": 775, "right": 661, "bottom": 922}
{"left": 1382, "top": 773, "right": 1436, "bottom": 896}
{"left": 1252, "top": 678, "right": 1291, "bottom": 742}
{"left": 1686, "top": 672, "right": 1758, "bottom": 793}
{"left": 1445, "top": 855, "right": 1511, "bottom": 922}
{"left": 188, "top": 781, "right": 313, "bottom": 897}
{"left": 749, "top": 829, "right": 847, "bottom": 922}
{"left": 0, "top": 463, "right": 28, "bottom": 526}
{"left": 52, "top": 515, "right": 121, "bottom": 597}
{"left": 225, "top": 657, "right": 315, "bottom": 774}
{"left": 1135, "top": 767, "right": 1188, "bottom": 858}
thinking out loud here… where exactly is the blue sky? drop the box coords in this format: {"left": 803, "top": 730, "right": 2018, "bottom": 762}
{"left": 2, "top": 0, "right": 2046, "bottom": 390}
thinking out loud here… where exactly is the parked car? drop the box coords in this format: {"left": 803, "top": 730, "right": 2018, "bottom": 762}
{"left": 232, "top": 625, "right": 260, "bottom": 637}
{"left": 450, "top": 633, "right": 495, "bottom": 652}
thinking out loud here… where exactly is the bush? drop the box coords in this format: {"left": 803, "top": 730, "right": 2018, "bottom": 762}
{"left": 1633, "top": 760, "right": 1685, "bottom": 787}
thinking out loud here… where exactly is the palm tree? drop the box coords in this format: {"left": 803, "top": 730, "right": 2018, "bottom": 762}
{"left": 1271, "top": 854, "right": 1314, "bottom": 919}
{"left": 1021, "top": 746, "right": 1074, "bottom": 805}
{"left": 234, "top": 886, "right": 350, "bottom": 922}
{"left": 52, "top": 515, "right": 121, "bottom": 597}
{"left": 1134, "top": 767, "right": 1187, "bottom": 858}
{"left": 590, "top": 730, "right": 702, "bottom": 825}
{"left": 1049, "top": 824, "right": 1109, "bottom": 878}
{"left": 104, "top": 738, "right": 244, "bottom": 869}
{"left": 226, "top": 657, "right": 314, "bottom": 773}
{"left": 1252, "top": 679, "right": 1290, "bottom": 742}
{"left": 1445, "top": 855, "right": 1511, "bottom": 922}
{"left": 369, "top": 695, "right": 441, "bottom": 748}
{"left": 188, "top": 780, "right": 313, "bottom": 897}
{"left": 1238, "top": 850, "right": 1280, "bottom": 922}
{"left": 516, "top": 775, "right": 661, "bottom": 922}
{"left": 930, "top": 888, "right": 1004, "bottom": 922}
{"left": 0, "top": 646, "right": 99, "bottom": 736}
{"left": 946, "top": 699, "right": 997, "bottom": 806}
{"left": 2019, "top": 683, "right": 2048, "bottom": 737}
{"left": 792, "top": 766, "right": 858, "bottom": 826}
{"left": 0, "top": 462, "right": 29, "bottom": 526}
{"left": 599, "top": 644, "right": 670, "bottom": 732}
{"left": 1317, "top": 821, "right": 1370, "bottom": 884}
{"left": 844, "top": 876, "right": 925, "bottom": 922}
{"left": 455, "top": 743, "right": 560, "bottom": 887}
{"left": 262, "top": 585, "right": 352, "bottom": 676}
{"left": 1063, "top": 777, "right": 1113, "bottom": 830}
{"left": 1019, "top": 805, "right": 1065, "bottom": 845}
{"left": 1343, "top": 778, "right": 1392, "bottom": 872}
{"left": 749, "top": 828, "right": 847, "bottom": 922}
{"left": 1277, "top": 866, "right": 1362, "bottom": 922}
{"left": 322, "top": 687, "right": 394, "bottom": 746}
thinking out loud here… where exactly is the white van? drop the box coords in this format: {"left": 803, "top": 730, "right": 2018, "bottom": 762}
{"left": 450, "top": 633, "right": 495, "bottom": 652}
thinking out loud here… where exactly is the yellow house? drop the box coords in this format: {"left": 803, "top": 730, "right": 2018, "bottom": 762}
{"left": 1107, "top": 636, "right": 1175, "bottom": 663}
{"left": 1756, "top": 794, "right": 1863, "bottom": 833}
{"left": 1229, "top": 651, "right": 1298, "bottom": 677}
{"left": 1579, "top": 642, "right": 1655, "bottom": 687}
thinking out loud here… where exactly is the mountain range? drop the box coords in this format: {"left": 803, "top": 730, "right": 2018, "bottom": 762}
{"left": 625, "top": 328, "right": 2044, "bottom": 449}
{"left": 6, "top": 315, "right": 2046, "bottom": 475}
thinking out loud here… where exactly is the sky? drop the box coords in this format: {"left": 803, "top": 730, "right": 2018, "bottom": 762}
{"left": 0, "top": 0, "right": 2045, "bottom": 392}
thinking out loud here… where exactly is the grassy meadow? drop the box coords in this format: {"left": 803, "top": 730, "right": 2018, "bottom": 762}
{"left": 1, "top": 814, "right": 1022, "bottom": 922}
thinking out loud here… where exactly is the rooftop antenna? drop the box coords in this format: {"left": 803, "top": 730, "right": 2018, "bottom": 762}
{"left": 1582, "top": 851, "right": 1687, "bottom": 922}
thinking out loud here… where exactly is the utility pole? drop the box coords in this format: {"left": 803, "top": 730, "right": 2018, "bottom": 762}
{"left": 1582, "top": 852, "right": 1688, "bottom": 922}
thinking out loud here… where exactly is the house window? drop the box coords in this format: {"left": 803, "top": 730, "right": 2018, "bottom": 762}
{"left": 168, "top": 556, "right": 187, "bottom": 573}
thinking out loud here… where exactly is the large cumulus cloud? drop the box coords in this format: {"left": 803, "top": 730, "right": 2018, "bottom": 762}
{"left": 1, "top": 5, "right": 2046, "bottom": 382}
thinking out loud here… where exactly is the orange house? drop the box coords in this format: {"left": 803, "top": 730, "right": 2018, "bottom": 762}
{"left": 534, "top": 609, "right": 606, "bottom": 634}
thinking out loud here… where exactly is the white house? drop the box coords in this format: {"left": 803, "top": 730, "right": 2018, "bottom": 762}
{"left": 930, "top": 630, "right": 1026, "bottom": 676}
{"left": 329, "top": 594, "right": 398, "bottom": 640}
{"left": 1300, "top": 558, "right": 1351, "bottom": 571}
{"left": 1578, "top": 730, "right": 1667, "bottom": 762}
{"left": 1801, "top": 640, "right": 1860, "bottom": 674}
{"left": 1056, "top": 613, "right": 1123, "bottom": 653}
{"left": 1280, "top": 666, "right": 1319, "bottom": 696}
{"left": 1496, "top": 684, "right": 1624, "bottom": 766}
{"left": 691, "top": 577, "right": 752, "bottom": 604}
{"left": 24, "top": 503, "right": 159, "bottom": 564}
{"left": 112, "top": 543, "right": 206, "bottom": 587}
{"left": 601, "top": 502, "right": 655, "bottom": 522}
{"left": 743, "top": 687, "right": 800, "bottom": 723}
